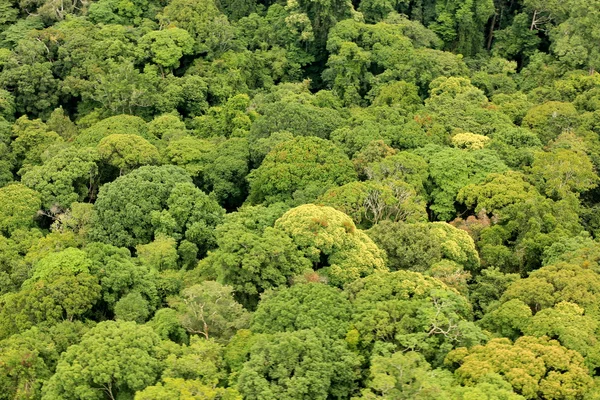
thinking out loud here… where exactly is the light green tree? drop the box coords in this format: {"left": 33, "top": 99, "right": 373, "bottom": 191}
{"left": 42, "top": 321, "right": 164, "bottom": 400}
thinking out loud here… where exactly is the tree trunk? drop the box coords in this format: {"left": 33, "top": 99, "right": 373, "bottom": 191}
{"left": 487, "top": 11, "right": 498, "bottom": 50}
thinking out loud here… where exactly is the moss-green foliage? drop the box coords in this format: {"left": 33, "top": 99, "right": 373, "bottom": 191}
{"left": 1, "top": 0, "right": 600, "bottom": 397}
{"left": 247, "top": 136, "right": 358, "bottom": 205}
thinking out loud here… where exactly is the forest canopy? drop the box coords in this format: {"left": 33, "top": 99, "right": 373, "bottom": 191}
{"left": 2, "top": 0, "right": 600, "bottom": 399}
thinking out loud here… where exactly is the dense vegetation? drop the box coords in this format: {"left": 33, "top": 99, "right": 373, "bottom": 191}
{"left": 2, "top": 0, "right": 600, "bottom": 398}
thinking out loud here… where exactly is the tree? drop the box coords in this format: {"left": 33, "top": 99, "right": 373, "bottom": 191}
{"left": 421, "top": 77, "right": 513, "bottom": 137}
{"left": 458, "top": 171, "right": 538, "bottom": 216}
{"left": 236, "top": 329, "right": 361, "bottom": 400}
{"left": 476, "top": 193, "right": 583, "bottom": 273}
{"left": 42, "top": 321, "right": 163, "bottom": 400}
{"left": 247, "top": 136, "right": 357, "bottom": 205}
{"left": 0, "top": 328, "right": 56, "bottom": 400}
{"left": 163, "top": 137, "right": 216, "bottom": 183}
{"left": 148, "top": 114, "right": 188, "bottom": 140}
{"left": 251, "top": 283, "right": 352, "bottom": 338}
{"left": 162, "top": 336, "right": 228, "bottom": 384}
{"left": 429, "top": 0, "right": 495, "bottom": 56}
{"left": 522, "top": 101, "right": 579, "bottom": 144}
{"left": 346, "top": 270, "right": 484, "bottom": 365}
{"left": 89, "top": 165, "right": 192, "bottom": 248}
{"left": 451, "top": 132, "right": 490, "bottom": 149}
{"left": 368, "top": 221, "right": 480, "bottom": 273}
{"left": 249, "top": 98, "right": 345, "bottom": 141}
{"left": 550, "top": 0, "right": 600, "bottom": 73}
{"left": 9, "top": 116, "right": 62, "bottom": 173}
{"left": 157, "top": 0, "right": 228, "bottom": 57}
{"left": 87, "top": 0, "right": 155, "bottom": 24}
{"left": 21, "top": 147, "right": 99, "bottom": 210}
{"left": 85, "top": 242, "right": 159, "bottom": 315}
{"left": 0, "top": 62, "right": 59, "bottom": 117}
{"left": 488, "top": 126, "right": 542, "bottom": 168}
{"left": 171, "top": 281, "right": 250, "bottom": 342}
{"left": 364, "top": 151, "right": 429, "bottom": 196}
{"left": 0, "top": 183, "right": 41, "bottom": 236}
{"left": 274, "top": 204, "right": 387, "bottom": 286}
{"left": 114, "top": 292, "right": 151, "bottom": 323}
{"left": 201, "top": 205, "right": 310, "bottom": 307}
{"left": 523, "top": 301, "right": 600, "bottom": 372}
{"left": 151, "top": 182, "right": 225, "bottom": 256}
{"left": 140, "top": 28, "right": 195, "bottom": 72}
{"left": 446, "top": 336, "right": 594, "bottom": 400}
{"left": 415, "top": 145, "right": 508, "bottom": 220}
{"left": 136, "top": 235, "right": 180, "bottom": 271}
{"left": 359, "top": 350, "right": 525, "bottom": 400}
{"left": 201, "top": 138, "right": 250, "bottom": 209}
{"left": 318, "top": 180, "right": 427, "bottom": 228}
{"left": 501, "top": 262, "right": 600, "bottom": 315}
{"left": 97, "top": 134, "right": 160, "bottom": 175}
{"left": 529, "top": 148, "right": 599, "bottom": 199}
{"left": 470, "top": 267, "right": 521, "bottom": 318}
{"left": 75, "top": 115, "right": 155, "bottom": 147}
{"left": 135, "top": 378, "right": 241, "bottom": 400}
{"left": 0, "top": 248, "right": 101, "bottom": 339}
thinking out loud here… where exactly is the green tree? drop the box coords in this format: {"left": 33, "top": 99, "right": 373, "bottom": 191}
{"left": 140, "top": 28, "right": 195, "bottom": 72}
{"left": 524, "top": 301, "right": 600, "bottom": 372}
{"left": 274, "top": 204, "right": 387, "bottom": 286}
{"left": 0, "top": 62, "right": 59, "bottom": 117}
{"left": 114, "top": 292, "right": 151, "bottom": 323}
{"left": 346, "top": 270, "right": 484, "bottom": 364}
{"left": 0, "top": 248, "right": 101, "bottom": 339}
{"left": 429, "top": 0, "right": 494, "bottom": 56}
{"left": 458, "top": 171, "right": 539, "bottom": 216}
{"left": 42, "top": 321, "right": 164, "bottom": 400}
{"left": 236, "top": 329, "right": 361, "bottom": 400}
{"left": 247, "top": 136, "right": 357, "bottom": 205}
{"left": 162, "top": 336, "right": 227, "bottom": 384}
{"left": 446, "top": 336, "right": 594, "bottom": 400}
{"left": 89, "top": 165, "right": 192, "bottom": 248}
{"left": 529, "top": 148, "right": 599, "bottom": 199}
{"left": 151, "top": 182, "right": 225, "bottom": 256}
{"left": 21, "top": 147, "right": 99, "bottom": 210}
{"left": 550, "top": 0, "right": 600, "bottom": 73}
{"left": 76, "top": 115, "right": 154, "bottom": 147}
{"left": 97, "top": 134, "right": 160, "bottom": 175}
{"left": 364, "top": 151, "right": 429, "bottom": 196}
{"left": 0, "top": 328, "right": 56, "bottom": 400}
{"left": 415, "top": 145, "right": 508, "bottom": 221}
{"left": 85, "top": 242, "right": 159, "bottom": 315}
{"left": 251, "top": 283, "right": 352, "bottom": 338}
{"left": 200, "top": 205, "right": 310, "bottom": 307}
{"left": 135, "top": 378, "right": 241, "bottom": 400}
{"left": 0, "top": 183, "right": 41, "bottom": 236}
{"left": 9, "top": 116, "right": 62, "bottom": 173}
{"left": 522, "top": 101, "right": 579, "bottom": 144}
{"left": 136, "top": 234, "right": 180, "bottom": 271}
{"left": 171, "top": 281, "right": 250, "bottom": 342}
{"left": 318, "top": 180, "right": 427, "bottom": 229}
{"left": 502, "top": 262, "right": 600, "bottom": 315}
{"left": 359, "top": 350, "right": 525, "bottom": 399}
{"left": 368, "top": 221, "right": 480, "bottom": 273}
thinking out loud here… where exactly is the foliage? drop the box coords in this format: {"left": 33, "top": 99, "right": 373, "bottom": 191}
{"left": 170, "top": 281, "right": 250, "bottom": 342}
{"left": 447, "top": 336, "right": 594, "bottom": 399}
{"left": 346, "top": 270, "right": 485, "bottom": 365}
{"left": 247, "top": 136, "right": 357, "bottom": 205}
{"left": 89, "top": 165, "right": 192, "bottom": 247}
{"left": 251, "top": 283, "right": 351, "bottom": 338}
{"left": 0, "top": 0, "right": 600, "bottom": 397}
{"left": 274, "top": 204, "right": 387, "bottom": 286}
{"left": 42, "top": 321, "right": 163, "bottom": 399}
